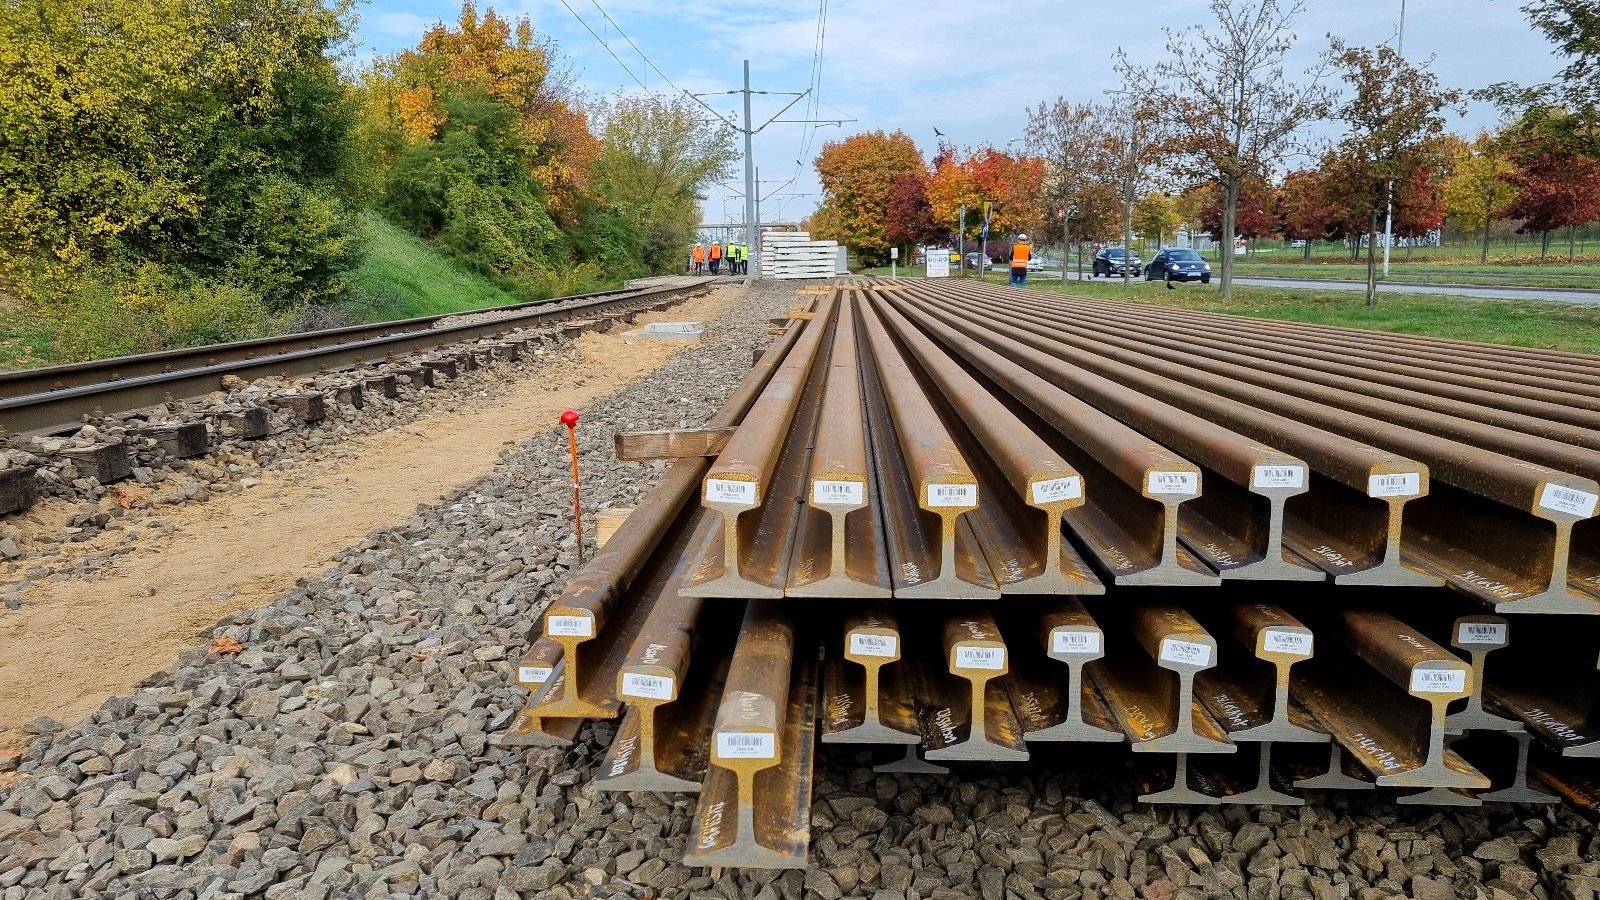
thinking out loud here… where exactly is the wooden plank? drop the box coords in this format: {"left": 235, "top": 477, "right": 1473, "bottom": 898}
{"left": 614, "top": 427, "right": 735, "bottom": 462}
{"left": 594, "top": 507, "right": 634, "bottom": 550}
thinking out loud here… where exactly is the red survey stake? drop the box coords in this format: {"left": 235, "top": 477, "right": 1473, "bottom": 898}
{"left": 561, "top": 409, "right": 584, "bottom": 566}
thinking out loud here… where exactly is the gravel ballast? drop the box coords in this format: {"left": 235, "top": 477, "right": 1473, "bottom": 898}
{"left": 2, "top": 278, "right": 1597, "bottom": 900}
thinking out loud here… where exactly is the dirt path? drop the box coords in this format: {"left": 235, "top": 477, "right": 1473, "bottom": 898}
{"left": 0, "top": 286, "right": 745, "bottom": 742}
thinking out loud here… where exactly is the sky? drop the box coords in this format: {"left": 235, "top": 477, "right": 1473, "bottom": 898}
{"left": 353, "top": 0, "right": 1566, "bottom": 227}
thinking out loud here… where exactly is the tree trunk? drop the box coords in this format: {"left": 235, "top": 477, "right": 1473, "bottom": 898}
{"left": 1365, "top": 208, "right": 1378, "bottom": 307}
{"left": 1541, "top": 230, "right": 1550, "bottom": 262}
{"left": 1303, "top": 240, "right": 1311, "bottom": 260}
{"left": 1406, "top": 241, "right": 1413, "bottom": 262}
{"left": 1220, "top": 175, "right": 1239, "bottom": 300}
{"left": 1481, "top": 223, "right": 1491, "bottom": 264}
{"left": 1571, "top": 225, "right": 1578, "bottom": 264}
{"left": 1122, "top": 187, "right": 1134, "bottom": 288}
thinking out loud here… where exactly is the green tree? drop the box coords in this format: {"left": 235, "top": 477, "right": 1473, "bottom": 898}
{"left": 591, "top": 95, "right": 738, "bottom": 273}
{"left": 1134, "top": 192, "right": 1182, "bottom": 247}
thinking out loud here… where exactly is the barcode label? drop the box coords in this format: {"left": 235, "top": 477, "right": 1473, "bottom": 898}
{"left": 517, "top": 665, "right": 553, "bottom": 684}
{"left": 1410, "top": 669, "right": 1466, "bottom": 694}
{"left": 1262, "top": 630, "right": 1312, "bottom": 656}
{"left": 1457, "top": 622, "right": 1507, "bottom": 645}
{"left": 547, "top": 615, "right": 592, "bottom": 638}
{"left": 1252, "top": 465, "right": 1306, "bottom": 490}
{"left": 1539, "top": 483, "right": 1598, "bottom": 518}
{"left": 927, "top": 483, "right": 977, "bottom": 508}
{"left": 1052, "top": 630, "right": 1102, "bottom": 655}
{"left": 621, "top": 673, "right": 674, "bottom": 700}
{"left": 849, "top": 633, "right": 898, "bottom": 657}
{"left": 813, "top": 479, "right": 864, "bottom": 506}
{"left": 1368, "top": 473, "right": 1421, "bottom": 498}
{"left": 1147, "top": 471, "right": 1198, "bottom": 495}
{"left": 1031, "top": 476, "right": 1083, "bottom": 504}
{"left": 706, "top": 478, "right": 757, "bottom": 505}
{"left": 1159, "top": 638, "right": 1212, "bottom": 667}
{"left": 955, "top": 646, "right": 1005, "bottom": 670}
{"left": 716, "top": 732, "right": 776, "bottom": 759}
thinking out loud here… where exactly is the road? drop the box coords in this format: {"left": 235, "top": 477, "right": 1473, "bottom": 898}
{"left": 1016, "top": 268, "right": 1600, "bottom": 306}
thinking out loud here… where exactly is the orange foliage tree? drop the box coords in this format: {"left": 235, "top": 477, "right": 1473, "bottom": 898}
{"left": 812, "top": 130, "right": 927, "bottom": 264}
{"left": 925, "top": 146, "right": 1046, "bottom": 242}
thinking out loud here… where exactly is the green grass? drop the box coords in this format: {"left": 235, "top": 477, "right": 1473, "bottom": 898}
{"left": 337, "top": 213, "right": 520, "bottom": 323}
{"left": 858, "top": 266, "right": 1600, "bottom": 354}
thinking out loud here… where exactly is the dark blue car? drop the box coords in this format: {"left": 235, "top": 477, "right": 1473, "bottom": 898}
{"left": 1144, "top": 247, "right": 1212, "bottom": 284}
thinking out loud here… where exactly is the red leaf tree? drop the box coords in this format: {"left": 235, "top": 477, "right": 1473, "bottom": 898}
{"left": 1202, "top": 179, "right": 1276, "bottom": 241}
{"left": 1276, "top": 169, "right": 1331, "bottom": 254}
{"left": 885, "top": 173, "right": 948, "bottom": 248}
{"left": 1500, "top": 150, "right": 1600, "bottom": 257}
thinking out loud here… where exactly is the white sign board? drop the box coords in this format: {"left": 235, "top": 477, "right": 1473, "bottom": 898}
{"left": 925, "top": 249, "right": 950, "bottom": 278}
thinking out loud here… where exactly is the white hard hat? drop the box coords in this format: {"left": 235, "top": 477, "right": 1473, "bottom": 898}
{"left": 1018, "top": 234, "right": 1029, "bottom": 241}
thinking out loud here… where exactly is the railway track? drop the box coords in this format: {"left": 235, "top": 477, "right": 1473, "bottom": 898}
{"left": 0, "top": 278, "right": 716, "bottom": 436}
{"left": 504, "top": 278, "right": 1600, "bottom": 869}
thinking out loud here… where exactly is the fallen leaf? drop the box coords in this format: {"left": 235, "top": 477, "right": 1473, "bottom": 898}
{"left": 208, "top": 635, "right": 244, "bottom": 655}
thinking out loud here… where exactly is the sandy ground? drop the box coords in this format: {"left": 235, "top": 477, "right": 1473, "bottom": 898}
{"left": 0, "top": 285, "right": 746, "bottom": 745}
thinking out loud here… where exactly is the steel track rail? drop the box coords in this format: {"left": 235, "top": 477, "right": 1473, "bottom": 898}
{"left": 1, "top": 279, "right": 715, "bottom": 435}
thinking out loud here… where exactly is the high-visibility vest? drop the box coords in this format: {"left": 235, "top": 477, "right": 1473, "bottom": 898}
{"left": 735, "top": 245, "right": 746, "bottom": 260}
{"left": 1011, "top": 243, "right": 1031, "bottom": 266}
{"left": 693, "top": 245, "right": 705, "bottom": 263}
{"left": 710, "top": 243, "right": 722, "bottom": 260}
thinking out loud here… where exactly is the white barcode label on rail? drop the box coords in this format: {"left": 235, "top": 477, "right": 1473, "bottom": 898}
{"left": 706, "top": 478, "right": 757, "bottom": 505}
{"left": 621, "top": 672, "right": 674, "bottom": 700}
{"left": 813, "top": 479, "right": 864, "bottom": 506}
{"left": 1262, "top": 630, "right": 1312, "bottom": 656}
{"left": 546, "top": 615, "right": 593, "bottom": 638}
{"left": 1052, "top": 630, "right": 1102, "bottom": 655}
{"left": 1159, "top": 638, "right": 1212, "bottom": 667}
{"left": 1031, "top": 476, "right": 1083, "bottom": 504}
{"left": 1147, "top": 471, "right": 1198, "bottom": 495}
{"left": 1252, "top": 465, "right": 1306, "bottom": 490}
{"left": 927, "top": 483, "right": 978, "bottom": 508}
{"left": 849, "top": 633, "right": 898, "bottom": 658}
{"left": 1368, "top": 473, "right": 1421, "bottom": 498}
{"left": 716, "top": 732, "right": 776, "bottom": 759}
{"left": 955, "top": 646, "right": 1005, "bottom": 670}
{"left": 1410, "top": 668, "right": 1466, "bottom": 694}
{"left": 1539, "top": 483, "right": 1599, "bottom": 518}
{"left": 1457, "top": 622, "right": 1507, "bottom": 645}
{"left": 517, "top": 665, "right": 553, "bottom": 684}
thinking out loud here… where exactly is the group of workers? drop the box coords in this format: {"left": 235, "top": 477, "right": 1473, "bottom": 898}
{"left": 690, "top": 240, "right": 749, "bottom": 276}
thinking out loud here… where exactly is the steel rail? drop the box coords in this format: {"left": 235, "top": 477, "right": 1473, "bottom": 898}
{"left": 880, "top": 290, "right": 1214, "bottom": 586}
{"left": 932, "top": 286, "right": 1600, "bottom": 613}
{"left": 855, "top": 298, "right": 997, "bottom": 598}
{"left": 918, "top": 611, "right": 1029, "bottom": 761}
{"left": 889, "top": 286, "right": 1355, "bottom": 584}
{"left": 1455, "top": 731, "right": 1560, "bottom": 804}
{"left": 688, "top": 292, "right": 837, "bottom": 596}
{"left": 1, "top": 280, "right": 713, "bottom": 435}
{"left": 870, "top": 295, "right": 1101, "bottom": 594}
{"left": 684, "top": 604, "right": 815, "bottom": 869}
{"left": 1010, "top": 599, "right": 1122, "bottom": 742}
{"left": 820, "top": 606, "right": 922, "bottom": 744}
{"left": 983, "top": 287, "right": 1600, "bottom": 407}
{"left": 789, "top": 290, "right": 892, "bottom": 597}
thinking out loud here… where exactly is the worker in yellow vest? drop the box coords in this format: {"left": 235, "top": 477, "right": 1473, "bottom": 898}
{"left": 1010, "top": 234, "right": 1031, "bottom": 288}
{"left": 733, "top": 243, "right": 746, "bottom": 275}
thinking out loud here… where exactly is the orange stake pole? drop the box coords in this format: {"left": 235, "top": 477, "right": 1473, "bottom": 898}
{"left": 561, "top": 409, "right": 584, "bottom": 566}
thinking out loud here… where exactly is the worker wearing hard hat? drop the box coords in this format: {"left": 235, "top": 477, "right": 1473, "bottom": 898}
{"left": 1010, "top": 234, "right": 1031, "bottom": 288}
{"left": 692, "top": 243, "right": 705, "bottom": 273}
{"left": 709, "top": 240, "right": 723, "bottom": 275}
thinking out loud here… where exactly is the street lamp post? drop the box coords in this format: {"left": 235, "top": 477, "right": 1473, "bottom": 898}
{"left": 1382, "top": 0, "right": 1407, "bottom": 277}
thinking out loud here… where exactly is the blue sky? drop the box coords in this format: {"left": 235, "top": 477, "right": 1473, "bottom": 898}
{"left": 353, "top": 0, "right": 1564, "bottom": 226}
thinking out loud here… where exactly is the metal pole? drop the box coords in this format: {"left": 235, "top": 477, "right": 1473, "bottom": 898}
{"left": 754, "top": 165, "right": 762, "bottom": 273}
{"left": 1382, "top": 0, "right": 1406, "bottom": 278}
{"left": 742, "top": 60, "right": 757, "bottom": 281}
{"left": 958, "top": 204, "right": 966, "bottom": 275}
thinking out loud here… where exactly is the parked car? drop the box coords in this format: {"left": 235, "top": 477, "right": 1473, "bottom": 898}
{"left": 1027, "top": 254, "right": 1047, "bottom": 271}
{"left": 1144, "top": 247, "right": 1212, "bottom": 283}
{"left": 964, "top": 252, "right": 985, "bottom": 269}
{"left": 1092, "top": 246, "right": 1141, "bottom": 277}
{"left": 1290, "top": 239, "right": 1307, "bottom": 249}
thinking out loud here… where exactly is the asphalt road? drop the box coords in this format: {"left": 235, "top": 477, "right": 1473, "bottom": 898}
{"left": 1019, "top": 268, "right": 1600, "bottom": 306}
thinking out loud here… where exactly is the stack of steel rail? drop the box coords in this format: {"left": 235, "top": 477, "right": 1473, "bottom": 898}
{"left": 504, "top": 279, "right": 1600, "bottom": 869}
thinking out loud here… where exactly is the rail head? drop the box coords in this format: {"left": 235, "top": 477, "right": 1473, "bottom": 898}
{"left": 1232, "top": 604, "right": 1315, "bottom": 665}
{"left": 1040, "top": 599, "right": 1106, "bottom": 664}
{"left": 943, "top": 615, "right": 1009, "bottom": 678}
{"left": 1341, "top": 609, "right": 1474, "bottom": 705}
{"left": 843, "top": 610, "right": 901, "bottom": 667}
{"left": 1131, "top": 604, "right": 1219, "bottom": 672}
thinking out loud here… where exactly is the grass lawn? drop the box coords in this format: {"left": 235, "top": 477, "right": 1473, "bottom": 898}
{"left": 858, "top": 267, "right": 1600, "bottom": 354}
{"left": 337, "top": 214, "right": 520, "bottom": 323}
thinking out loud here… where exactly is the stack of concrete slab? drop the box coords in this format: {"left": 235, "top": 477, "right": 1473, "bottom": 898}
{"left": 760, "top": 231, "right": 839, "bottom": 280}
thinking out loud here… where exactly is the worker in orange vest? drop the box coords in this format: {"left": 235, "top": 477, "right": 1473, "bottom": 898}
{"left": 692, "top": 243, "right": 705, "bottom": 273}
{"left": 709, "top": 240, "right": 723, "bottom": 275}
{"left": 1009, "top": 234, "right": 1031, "bottom": 288}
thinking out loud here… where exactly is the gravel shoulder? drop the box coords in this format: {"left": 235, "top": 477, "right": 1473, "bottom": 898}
{"left": 0, "top": 284, "right": 747, "bottom": 745}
